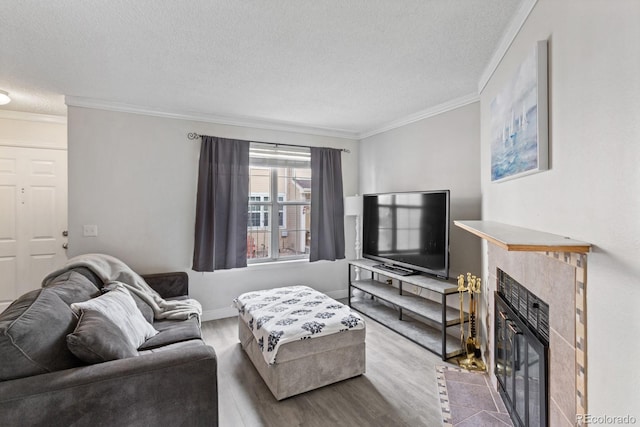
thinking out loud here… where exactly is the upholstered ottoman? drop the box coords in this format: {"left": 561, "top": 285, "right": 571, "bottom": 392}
{"left": 234, "top": 286, "right": 366, "bottom": 400}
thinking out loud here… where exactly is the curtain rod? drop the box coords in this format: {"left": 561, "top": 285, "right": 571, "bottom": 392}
{"left": 187, "top": 132, "right": 350, "bottom": 153}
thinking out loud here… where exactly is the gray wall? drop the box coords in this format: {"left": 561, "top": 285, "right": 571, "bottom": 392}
{"left": 67, "top": 107, "right": 359, "bottom": 319}
{"left": 480, "top": 0, "right": 640, "bottom": 418}
{"left": 359, "top": 102, "right": 482, "bottom": 278}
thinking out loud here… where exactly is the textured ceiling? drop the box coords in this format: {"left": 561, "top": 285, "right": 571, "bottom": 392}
{"left": 0, "top": 1, "right": 524, "bottom": 136}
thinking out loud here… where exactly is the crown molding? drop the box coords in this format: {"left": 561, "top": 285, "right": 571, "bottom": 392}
{"left": 4, "top": 2, "right": 538, "bottom": 141}
{"left": 478, "top": 0, "right": 538, "bottom": 94}
{"left": 67, "top": 3, "right": 536, "bottom": 150}
{"left": 65, "top": 96, "right": 360, "bottom": 140}
{"left": 357, "top": 93, "right": 480, "bottom": 140}
{"left": 66, "top": 94, "right": 483, "bottom": 142}
{"left": 0, "top": 109, "right": 67, "bottom": 124}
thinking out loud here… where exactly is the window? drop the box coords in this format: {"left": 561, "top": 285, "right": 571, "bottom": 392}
{"left": 249, "top": 195, "right": 263, "bottom": 227}
{"left": 247, "top": 144, "right": 311, "bottom": 263}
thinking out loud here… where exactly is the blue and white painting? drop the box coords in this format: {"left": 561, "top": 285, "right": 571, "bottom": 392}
{"left": 491, "top": 41, "right": 547, "bottom": 182}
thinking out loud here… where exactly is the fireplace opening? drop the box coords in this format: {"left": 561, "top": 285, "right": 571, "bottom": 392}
{"left": 494, "top": 269, "right": 549, "bottom": 427}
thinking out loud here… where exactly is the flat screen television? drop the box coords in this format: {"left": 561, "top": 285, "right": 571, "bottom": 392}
{"left": 362, "top": 190, "right": 450, "bottom": 279}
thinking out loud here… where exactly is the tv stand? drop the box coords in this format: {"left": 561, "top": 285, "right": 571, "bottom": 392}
{"left": 348, "top": 258, "right": 466, "bottom": 360}
{"left": 373, "top": 263, "right": 415, "bottom": 276}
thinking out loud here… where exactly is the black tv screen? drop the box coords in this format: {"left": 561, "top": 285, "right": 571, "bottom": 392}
{"left": 362, "top": 190, "right": 450, "bottom": 278}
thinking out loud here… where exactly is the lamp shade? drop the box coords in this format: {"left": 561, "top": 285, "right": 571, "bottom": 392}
{"left": 0, "top": 90, "right": 11, "bottom": 105}
{"left": 344, "top": 195, "right": 362, "bottom": 217}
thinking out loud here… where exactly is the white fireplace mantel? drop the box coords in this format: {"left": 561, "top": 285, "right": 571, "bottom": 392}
{"left": 454, "top": 220, "right": 591, "bottom": 254}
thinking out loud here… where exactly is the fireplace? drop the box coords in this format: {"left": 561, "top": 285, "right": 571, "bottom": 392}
{"left": 494, "top": 269, "right": 549, "bottom": 427}
{"left": 454, "top": 220, "right": 590, "bottom": 426}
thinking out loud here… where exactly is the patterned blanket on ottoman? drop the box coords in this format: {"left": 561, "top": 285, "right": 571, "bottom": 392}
{"left": 233, "top": 286, "right": 364, "bottom": 364}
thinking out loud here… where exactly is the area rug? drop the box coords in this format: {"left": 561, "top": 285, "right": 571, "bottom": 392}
{"left": 436, "top": 366, "right": 514, "bottom": 427}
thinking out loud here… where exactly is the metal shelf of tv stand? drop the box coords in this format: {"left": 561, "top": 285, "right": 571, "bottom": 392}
{"left": 348, "top": 259, "right": 466, "bottom": 360}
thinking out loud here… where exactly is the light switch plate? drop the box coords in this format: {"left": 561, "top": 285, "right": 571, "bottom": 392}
{"left": 83, "top": 225, "right": 98, "bottom": 237}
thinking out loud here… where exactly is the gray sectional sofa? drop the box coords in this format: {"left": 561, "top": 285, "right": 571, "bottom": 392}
{"left": 0, "top": 266, "right": 218, "bottom": 427}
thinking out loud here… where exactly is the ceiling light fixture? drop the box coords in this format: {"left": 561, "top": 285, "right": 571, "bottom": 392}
{"left": 0, "top": 90, "right": 11, "bottom": 105}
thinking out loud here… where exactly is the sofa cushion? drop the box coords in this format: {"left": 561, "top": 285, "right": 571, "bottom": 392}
{"left": 69, "top": 266, "right": 103, "bottom": 289}
{"left": 138, "top": 318, "right": 202, "bottom": 350}
{"left": 137, "top": 338, "right": 204, "bottom": 355}
{"left": 71, "top": 285, "right": 158, "bottom": 349}
{"left": 142, "top": 271, "right": 189, "bottom": 298}
{"left": 0, "top": 289, "right": 82, "bottom": 381}
{"left": 67, "top": 309, "right": 138, "bottom": 363}
{"left": 44, "top": 270, "right": 101, "bottom": 305}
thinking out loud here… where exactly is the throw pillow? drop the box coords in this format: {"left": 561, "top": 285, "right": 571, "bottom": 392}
{"left": 45, "top": 270, "right": 101, "bottom": 305}
{"left": 67, "top": 310, "right": 138, "bottom": 363}
{"left": 70, "top": 284, "right": 158, "bottom": 349}
{"left": 103, "top": 283, "right": 154, "bottom": 324}
{"left": 0, "top": 288, "right": 83, "bottom": 381}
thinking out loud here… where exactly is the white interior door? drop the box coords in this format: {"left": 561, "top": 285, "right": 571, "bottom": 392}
{"left": 0, "top": 146, "right": 68, "bottom": 311}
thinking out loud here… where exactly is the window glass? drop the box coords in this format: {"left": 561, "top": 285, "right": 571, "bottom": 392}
{"left": 248, "top": 145, "right": 311, "bottom": 263}
{"left": 249, "top": 167, "right": 270, "bottom": 196}
{"left": 278, "top": 167, "right": 311, "bottom": 202}
{"left": 247, "top": 204, "right": 272, "bottom": 260}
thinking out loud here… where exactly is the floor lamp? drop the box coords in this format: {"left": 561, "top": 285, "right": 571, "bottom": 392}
{"left": 344, "top": 195, "right": 363, "bottom": 279}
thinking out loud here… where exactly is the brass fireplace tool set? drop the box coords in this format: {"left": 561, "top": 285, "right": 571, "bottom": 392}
{"left": 457, "top": 273, "right": 486, "bottom": 371}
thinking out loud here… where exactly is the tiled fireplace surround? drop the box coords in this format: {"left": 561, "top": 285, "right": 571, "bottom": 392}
{"left": 483, "top": 245, "right": 587, "bottom": 427}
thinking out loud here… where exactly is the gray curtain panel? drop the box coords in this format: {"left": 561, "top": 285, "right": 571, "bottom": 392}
{"left": 309, "top": 147, "right": 345, "bottom": 262}
{"left": 193, "top": 136, "right": 250, "bottom": 272}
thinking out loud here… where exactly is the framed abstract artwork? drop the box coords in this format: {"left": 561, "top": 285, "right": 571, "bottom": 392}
{"left": 490, "top": 40, "right": 548, "bottom": 182}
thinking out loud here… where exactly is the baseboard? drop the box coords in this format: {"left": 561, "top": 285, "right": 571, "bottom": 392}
{"left": 200, "top": 288, "right": 349, "bottom": 322}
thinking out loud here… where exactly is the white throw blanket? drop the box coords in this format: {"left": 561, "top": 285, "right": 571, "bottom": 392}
{"left": 233, "top": 286, "right": 364, "bottom": 364}
{"left": 42, "top": 253, "right": 202, "bottom": 323}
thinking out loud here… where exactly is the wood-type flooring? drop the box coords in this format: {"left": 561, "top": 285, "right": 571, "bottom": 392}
{"left": 202, "top": 314, "right": 451, "bottom": 427}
